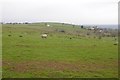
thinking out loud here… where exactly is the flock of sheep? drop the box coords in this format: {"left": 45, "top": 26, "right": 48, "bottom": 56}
{"left": 6, "top": 23, "right": 118, "bottom": 45}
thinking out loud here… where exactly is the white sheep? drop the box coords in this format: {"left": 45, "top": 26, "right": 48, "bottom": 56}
{"left": 41, "top": 34, "right": 47, "bottom": 38}
{"left": 47, "top": 24, "right": 50, "bottom": 27}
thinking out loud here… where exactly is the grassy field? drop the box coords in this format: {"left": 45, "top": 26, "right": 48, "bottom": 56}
{"left": 2, "top": 23, "right": 118, "bottom": 78}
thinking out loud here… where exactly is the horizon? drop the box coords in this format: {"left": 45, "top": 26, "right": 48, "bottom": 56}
{"left": 1, "top": 21, "right": 118, "bottom": 29}
{"left": 1, "top": 21, "right": 118, "bottom": 25}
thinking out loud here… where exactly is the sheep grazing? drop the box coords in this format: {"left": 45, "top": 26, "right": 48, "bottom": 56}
{"left": 99, "top": 30, "right": 103, "bottom": 33}
{"left": 41, "top": 34, "right": 47, "bottom": 38}
{"left": 47, "top": 24, "right": 50, "bottom": 27}
{"left": 91, "top": 27, "right": 95, "bottom": 30}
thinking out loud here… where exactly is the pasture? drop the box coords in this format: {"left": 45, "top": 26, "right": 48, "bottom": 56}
{"left": 2, "top": 23, "right": 118, "bottom": 78}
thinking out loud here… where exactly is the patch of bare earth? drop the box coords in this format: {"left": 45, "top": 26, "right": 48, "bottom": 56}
{"left": 3, "top": 60, "right": 118, "bottom": 73}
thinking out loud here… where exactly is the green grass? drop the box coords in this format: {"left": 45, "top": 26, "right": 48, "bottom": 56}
{"left": 2, "top": 23, "right": 118, "bottom": 78}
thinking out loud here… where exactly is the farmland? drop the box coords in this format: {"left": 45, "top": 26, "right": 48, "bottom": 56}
{"left": 2, "top": 23, "right": 118, "bottom": 78}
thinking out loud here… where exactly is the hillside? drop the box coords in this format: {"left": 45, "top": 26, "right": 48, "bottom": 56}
{"left": 2, "top": 22, "right": 118, "bottom": 78}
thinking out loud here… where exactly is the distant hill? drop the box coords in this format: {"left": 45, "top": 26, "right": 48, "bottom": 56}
{"left": 84, "top": 24, "right": 118, "bottom": 29}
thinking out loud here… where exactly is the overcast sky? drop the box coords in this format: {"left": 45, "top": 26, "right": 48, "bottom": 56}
{"left": 0, "top": 0, "right": 119, "bottom": 24}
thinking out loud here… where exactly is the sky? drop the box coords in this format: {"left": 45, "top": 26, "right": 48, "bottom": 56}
{"left": 0, "top": 0, "right": 119, "bottom": 25}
